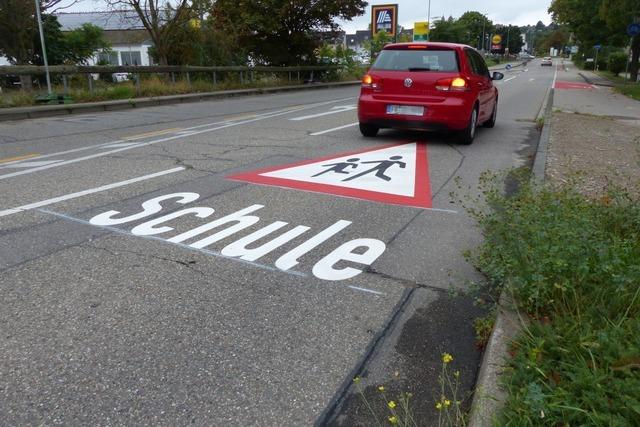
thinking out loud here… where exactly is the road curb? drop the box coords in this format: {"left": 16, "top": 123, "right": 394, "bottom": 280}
{"left": 0, "top": 81, "right": 360, "bottom": 122}
{"left": 468, "top": 75, "right": 555, "bottom": 427}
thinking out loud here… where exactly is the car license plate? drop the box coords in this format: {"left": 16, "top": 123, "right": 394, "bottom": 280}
{"left": 386, "top": 105, "right": 424, "bottom": 116}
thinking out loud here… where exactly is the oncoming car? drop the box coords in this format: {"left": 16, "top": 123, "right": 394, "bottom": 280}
{"left": 541, "top": 57, "right": 553, "bottom": 66}
{"left": 358, "top": 42, "right": 503, "bottom": 144}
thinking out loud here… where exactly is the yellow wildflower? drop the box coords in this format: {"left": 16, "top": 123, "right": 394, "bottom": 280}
{"left": 444, "top": 399, "right": 451, "bottom": 407}
{"left": 388, "top": 401, "right": 396, "bottom": 409}
{"left": 378, "top": 385, "right": 385, "bottom": 392}
{"left": 435, "top": 402, "right": 443, "bottom": 410}
{"left": 388, "top": 415, "right": 398, "bottom": 425}
{"left": 454, "top": 370, "right": 460, "bottom": 378}
{"left": 353, "top": 377, "right": 360, "bottom": 384}
{"left": 442, "top": 353, "right": 454, "bottom": 364}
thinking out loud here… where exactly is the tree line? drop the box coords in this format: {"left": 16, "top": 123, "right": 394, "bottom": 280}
{"left": 549, "top": 0, "right": 639, "bottom": 81}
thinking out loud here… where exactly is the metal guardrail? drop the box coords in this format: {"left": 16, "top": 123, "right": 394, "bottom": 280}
{"left": 0, "top": 64, "right": 347, "bottom": 97}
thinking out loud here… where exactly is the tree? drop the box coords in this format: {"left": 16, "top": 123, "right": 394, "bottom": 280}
{"left": 364, "top": 29, "right": 392, "bottom": 61}
{"left": 104, "top": 0, "right": 195, "bottom": 65}
{"left": 458, "top": 11, "right": 494, "bottom": 50}
{"left": 429, "top": 17, "right": 466, "bottom": 43}
{"left": 210, "top": 0, "right": 367, "bottom": 65}
{"left": 600, "top": 0, "right": 640, "bottom": 81}
{"left": 62, "top": 24, "right": 110, "bottom": 65}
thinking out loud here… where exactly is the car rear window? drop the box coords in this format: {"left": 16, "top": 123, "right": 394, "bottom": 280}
{"left": 371, "top": 49, "right": 459, "bottom": 72}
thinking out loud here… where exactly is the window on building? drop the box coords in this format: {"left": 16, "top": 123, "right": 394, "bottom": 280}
{"left": 120, "top": 51, "right": 142, "bottom": 66}
{"left": 97, "top": 51, "right": 119, "bottom": 65}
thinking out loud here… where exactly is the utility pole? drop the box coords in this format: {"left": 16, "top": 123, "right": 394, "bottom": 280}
{"left": 481, "top": 17, "right": 486, "bottom": 52}
{"left": 34, "top": 0, "right": 52, "bottom": 95}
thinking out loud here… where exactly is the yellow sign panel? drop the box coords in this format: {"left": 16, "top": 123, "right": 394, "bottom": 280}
{"left": 492, "top": 35, "right": 502, "bottom": 44}
{"left": 413, "top": 22, "right": 429, "bottom": 41}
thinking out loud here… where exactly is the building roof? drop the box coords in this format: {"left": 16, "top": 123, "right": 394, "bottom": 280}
{"left": 56, "top": 11, "right": 145, "bottom": 31}
{"left": 103, "top": 29, "right": 151, "bottom": 46}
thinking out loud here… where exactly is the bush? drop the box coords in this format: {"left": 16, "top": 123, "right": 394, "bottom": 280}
{"left": 473, "top": 176, "right": 640, "bottom": 425}
{"left": 608, "top": 52, "right": 628, "bottom": 75}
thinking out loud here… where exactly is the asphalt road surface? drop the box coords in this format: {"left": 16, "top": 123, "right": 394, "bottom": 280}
{"left": 0, "top": 60, "right": 556, "bottom": 426}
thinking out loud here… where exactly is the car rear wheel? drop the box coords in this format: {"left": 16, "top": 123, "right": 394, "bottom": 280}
{"left": 359, "top": 123, "right": 379, "bottom": 137}
{"left": 457, "top": 106, "right": 478, "bottom": 145}
{"left": 483, "top": 98, "right": 497, "bottom": 128}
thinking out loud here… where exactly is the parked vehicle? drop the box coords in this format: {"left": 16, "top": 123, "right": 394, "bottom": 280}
{"left": 358, "top": 42, "right": 503, "bottom": 144}
{"left": 541, "top": 57, "right": 553, "bottom": 66}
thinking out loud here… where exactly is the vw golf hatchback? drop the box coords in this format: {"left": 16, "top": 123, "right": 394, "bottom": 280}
{"left": 358, "top": 42, "right": 504, "bottom": 144}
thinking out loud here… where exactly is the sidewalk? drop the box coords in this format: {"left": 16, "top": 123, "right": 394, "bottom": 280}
{"left": 548, "top": 61, "right": 640, "bottom": 195}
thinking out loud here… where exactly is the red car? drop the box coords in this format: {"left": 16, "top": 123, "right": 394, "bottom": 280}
{"left": 358, "top": 42, "right": 503, "bottom": 144}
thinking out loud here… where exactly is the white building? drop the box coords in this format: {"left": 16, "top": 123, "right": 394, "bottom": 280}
{"left": 56, "top": 11, "right": 154, "bottom": 66}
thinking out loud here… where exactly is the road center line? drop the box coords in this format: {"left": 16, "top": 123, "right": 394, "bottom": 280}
{"left": 0, "top": 167, "right": 185, "bottom": 217}
{"left": 0, "top": 98, "right": 355, "bottom": 181}
{"left": 503, "top": 76, "right": 518, "bottom": 83}
{"left": 0, "top": 97, "right": 356, "bottom": 179}
{"left": 0, "top": 153, "right": 41, "bottom": 165}
{"left": 310, "top": 122, "right": 359, "bottom": 136}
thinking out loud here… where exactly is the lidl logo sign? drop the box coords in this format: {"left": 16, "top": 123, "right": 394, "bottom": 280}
{"left": 372, "top": 4, "right": 398, "bottom": 37}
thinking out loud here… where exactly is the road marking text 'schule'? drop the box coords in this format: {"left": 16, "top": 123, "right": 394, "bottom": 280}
{"left": 89, "top": 192, "right": 386, "bottom": 281}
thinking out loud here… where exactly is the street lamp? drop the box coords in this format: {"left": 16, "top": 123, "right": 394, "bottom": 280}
{"left": 426, "top": 0, "right": 432, "bottom": 41}
{"left": 34, "top": 0, "right": 52, "bottom": 95}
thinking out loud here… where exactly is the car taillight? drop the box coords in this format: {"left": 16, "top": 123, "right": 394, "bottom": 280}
{"left": 435, "top": 76, "right": 470, "bottom": 92}
{"left": 361, "top": 74, "right": 381, "bottom": 91}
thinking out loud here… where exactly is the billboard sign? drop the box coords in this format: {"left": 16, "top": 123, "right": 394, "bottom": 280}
{"left": 413, "top": 21, "right": 429, "bottom": 41}
{"left": 372, "top": 4, "right": 398, "bottom": 38}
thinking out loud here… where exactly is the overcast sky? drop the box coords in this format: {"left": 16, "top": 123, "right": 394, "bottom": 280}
{"left": 61, "top": 0, "right": 552, "bottom": 31}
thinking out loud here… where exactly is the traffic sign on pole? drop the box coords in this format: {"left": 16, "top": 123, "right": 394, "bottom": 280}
{"left": 628, "top": 23, "right": 640, "bottom": 37}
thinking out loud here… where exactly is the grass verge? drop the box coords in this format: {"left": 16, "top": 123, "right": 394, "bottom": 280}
{"left": 0, "top": 71, "right": 360, "bottom": 108}
{"left": 595, "top": 71, "right": 640, "bottom": 101}
{"left": 472, "top": 174, "right": 640, "bottom": 425}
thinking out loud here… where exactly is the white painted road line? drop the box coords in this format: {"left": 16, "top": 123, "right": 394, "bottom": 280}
{"left": 503, "top": 76, "right": 518, "bottom": 83}
{"left": 0, "top": 167, "right": 185, "bottom": 217}
{"left": 289, "top": 105, "right": 356, "bottom": 121}
{"left": 310, "top": 122, "right": 359, "bottom": 136}
{"left": 348, "top": 285, "right": 385, "bottom": 296}
{"left": 37, "top": 208, "right": 308, "bottom": 278}
{"left": 0, "top": 98, "right": 355, "bottom": 180}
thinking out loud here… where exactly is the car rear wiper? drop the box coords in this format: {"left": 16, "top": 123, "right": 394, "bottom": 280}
{"left": 407, "top": 67, "right": 432, "bottom": 71}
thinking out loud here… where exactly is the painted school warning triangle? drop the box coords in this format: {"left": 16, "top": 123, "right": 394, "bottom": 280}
{"left": 227, "top": 142, "right": 432, "bottom": 208}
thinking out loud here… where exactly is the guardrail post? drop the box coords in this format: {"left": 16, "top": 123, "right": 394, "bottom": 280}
{"left": 135, "top": 73, "right": 141, "bottom": 96}
{"left": 186, "top": 71, "right": 191, "bottom": 86}
{"left": 62, "top": 74, "right": 68, "bottom": 95}
{"left": 239, "top": 71, "right": 243, "bottom": 84}
{"left": 250, "top": 70, "right": 254, "bottom": 82}
{"left": 288, "top": 71, "right": 291, "bottom": 82}
{"left": 87, "top": 73, "right": 93, "bottom": 95}
{"left": 310, "top": 70, "right": 314, "bottom": 82}
{"left": 297, "top": 70, "right": 300, "bottom": 82}
{"left": 171, "top": 72, "right": 175, "bottom": 84}
{"left": 213, "top": 71, "right": 217, "bottom": 85}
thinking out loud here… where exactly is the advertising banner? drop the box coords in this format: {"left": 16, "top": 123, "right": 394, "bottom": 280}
{"left": 372, "top": 4, "right": 398, "bottom": 38}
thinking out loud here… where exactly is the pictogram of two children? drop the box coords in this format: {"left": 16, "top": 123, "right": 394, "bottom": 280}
{"left": 312, "top": 156, "right": 405, "bottom": 182}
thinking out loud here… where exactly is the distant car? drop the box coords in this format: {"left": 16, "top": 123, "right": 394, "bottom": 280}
{"left": 541, "top": 57, "right": 553, "bottom": 66}
{"left": 358, "top": 42, "right": 503, "bottom": 145}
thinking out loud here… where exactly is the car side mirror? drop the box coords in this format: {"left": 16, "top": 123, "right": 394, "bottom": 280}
{"left": 492, "top": 72, "right": 504, "bottom": 81}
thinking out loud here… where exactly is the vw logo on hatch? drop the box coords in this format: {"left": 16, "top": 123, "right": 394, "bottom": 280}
{"left": 404, "top": 78, "right": 413, "bottom": 88}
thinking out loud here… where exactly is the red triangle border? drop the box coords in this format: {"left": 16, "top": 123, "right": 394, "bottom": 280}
{"left": 226, "top": 142, "right": 432, "bottom": 209}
